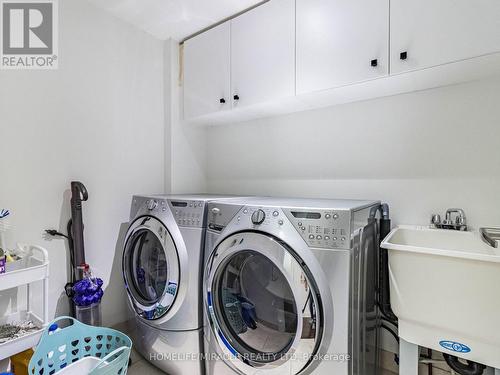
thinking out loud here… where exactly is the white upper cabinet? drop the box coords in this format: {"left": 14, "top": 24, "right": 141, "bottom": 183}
{"left": 230, "top": 0, "right": 295, "bottom": 108}
{"left": 183, "top": 0, "right": 500, "bottom": 124}
{"left": 183, "top": 22, "right": 231, "bottom": 119}
{"left": 296, "top": 0, "right": 389, "bottom": 95}
{"left": 391, "top": 0, "right": 500, "bottom": 74}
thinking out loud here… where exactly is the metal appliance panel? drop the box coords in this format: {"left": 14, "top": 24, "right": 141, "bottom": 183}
{"left": 129, "top": 317, "right": 204, "bottom": 375}
{"left": 203, "top": 197, "right": 380, "bottom": 375}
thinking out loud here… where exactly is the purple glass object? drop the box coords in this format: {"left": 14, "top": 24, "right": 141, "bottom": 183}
{"left": 72, "top": 277, "right": 104, "bottom": 307}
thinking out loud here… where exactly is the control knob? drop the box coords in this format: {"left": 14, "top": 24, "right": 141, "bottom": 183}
{"left": 147, "top": 200, "right": 158, "bottom": 210}
{"left": 251, "top": 209, "right": 266, "bottom": 225}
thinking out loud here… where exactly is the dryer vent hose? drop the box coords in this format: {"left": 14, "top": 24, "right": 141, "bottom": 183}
{"left": 443, "top": 353, "right": 486, "bottom": 375}
{"left": 377, "top": 203, "right": 398, "bottom": 323}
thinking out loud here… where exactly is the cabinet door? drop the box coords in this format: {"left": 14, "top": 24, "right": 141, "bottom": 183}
{"left": 391, "top": 0, "right": 500, "bottom": 74}
{"left": 296, "top": 0, "right": 389, "bottom": 95}
{"left": 183, "top": 22, "right": 231, "bottom": 119}
{"left": 230, "top": 0, "right": 295, "bottom": 108}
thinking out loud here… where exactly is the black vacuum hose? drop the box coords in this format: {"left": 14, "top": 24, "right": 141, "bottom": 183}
{"left": 70, "top": 181, "right": 88, "bottom": 269}
{"left": 443, "top": 354, "right": 485, "bottom": 375}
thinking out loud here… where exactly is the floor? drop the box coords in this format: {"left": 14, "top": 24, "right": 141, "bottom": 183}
{"left": 128, "top": 347, "right": 165, "bottom": 375}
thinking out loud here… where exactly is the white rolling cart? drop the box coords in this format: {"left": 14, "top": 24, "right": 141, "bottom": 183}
{"left": 0, "top": 244, "right": 49, "bottom": 360}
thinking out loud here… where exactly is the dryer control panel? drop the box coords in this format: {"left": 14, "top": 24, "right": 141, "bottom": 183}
{"left": 131, "top": 197, "right": 171, "bottom": 218}
{"left": 168, "top": 200, "right": 205, "bottom": 228}
{"left": 130, "top": 196, "right": 208, "bottom": 228}
{"left": 283, "top": 209, "right": 351, "bottom": 250}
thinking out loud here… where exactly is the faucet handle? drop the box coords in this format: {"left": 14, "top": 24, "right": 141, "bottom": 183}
{"left": 431, "top": 214, "right": 441, "bottom": 226}
{"left": 444, "top": 208, "right": 467, "bottom": 230}
{"left": 455, "top": 215, "right": 466, "bottom": 226}
{"left": 446, "top": 208, "right": 466, "bottom": 218}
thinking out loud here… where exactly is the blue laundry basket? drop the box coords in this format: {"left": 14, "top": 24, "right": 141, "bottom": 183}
{"left": 28, "top": 316, "right": 132, "bottom": 375}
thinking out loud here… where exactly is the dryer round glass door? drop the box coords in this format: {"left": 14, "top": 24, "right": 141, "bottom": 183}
{"left": 206, "top": 231, "right": 321, "bottom": 373}
{"left": 123, "top": 216, "right": 180, "bottom": 320}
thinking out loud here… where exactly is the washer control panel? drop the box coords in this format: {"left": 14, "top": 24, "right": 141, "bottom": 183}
{"left": 226, "top": 205, "right": 352, "bottom": 250}
{"left": 283, "top": 209, "right": 351, "bottom": 250}
{"left": 168, "top": 200, "right": 205, "bottom": 228}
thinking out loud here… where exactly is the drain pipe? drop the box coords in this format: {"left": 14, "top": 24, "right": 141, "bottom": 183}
{"left": 442, "top": 354, "right": 486, "bottom": 375}
{"left": 370, "top": 203, "right": 398, "bottom": 323}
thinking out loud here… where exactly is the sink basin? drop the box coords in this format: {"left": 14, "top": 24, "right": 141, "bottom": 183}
{"left": 384, "top": 226, "right": 500, "bottom": 262}
{"left": 381, "top": 226, "right": 500, "bottom": 368}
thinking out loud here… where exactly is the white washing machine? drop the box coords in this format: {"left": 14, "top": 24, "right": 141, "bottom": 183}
{"left": 122, "top": 194, "right": 237, "bottom": 375}
{"left": 203, "top": 197, "right": 381, "bottom": 375}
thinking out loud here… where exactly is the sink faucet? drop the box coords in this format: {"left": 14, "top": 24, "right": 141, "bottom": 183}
{"left": 431, "top": 208, "right": 467, "bottom": 231}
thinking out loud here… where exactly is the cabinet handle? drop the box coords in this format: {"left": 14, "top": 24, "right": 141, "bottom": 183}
{"left": 400, "top": 51, "right": 408, "bottom": 60}
{"left": 219, "top": 98, "right": 226, "bottom": 104}
{"left": 371, "top": 59, "right": 378, "bottom": 67}
{"left": 233, "top": 94, "right": 240, "bottom": 101}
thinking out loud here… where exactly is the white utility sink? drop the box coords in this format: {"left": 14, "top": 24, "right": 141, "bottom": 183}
{"left": 381, "top": 226, "right": 500, "bottom": 369}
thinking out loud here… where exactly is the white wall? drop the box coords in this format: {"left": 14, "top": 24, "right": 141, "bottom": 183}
{"left": 205, "top": 76, "right": 500, "bottom": 229}
{"left": 0, "top": 0, "right": 166, "bottom": 326}
{"left": 202, "top": 76, "right": 500, "bottom": 354}
{"left": 168, "top": 42, "right": 208, "bottom": 193}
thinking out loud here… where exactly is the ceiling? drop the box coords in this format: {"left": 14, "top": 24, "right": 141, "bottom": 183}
{"left": 88, "top": 0, "right": 265, "bottom": 40}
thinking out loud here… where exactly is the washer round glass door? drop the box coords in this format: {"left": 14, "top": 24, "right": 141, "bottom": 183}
{"left": 206, "top": 231, "right": 321, "bottom": 373}
{"left": 123, "top": 216, "right": 180, "bottom": 320}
